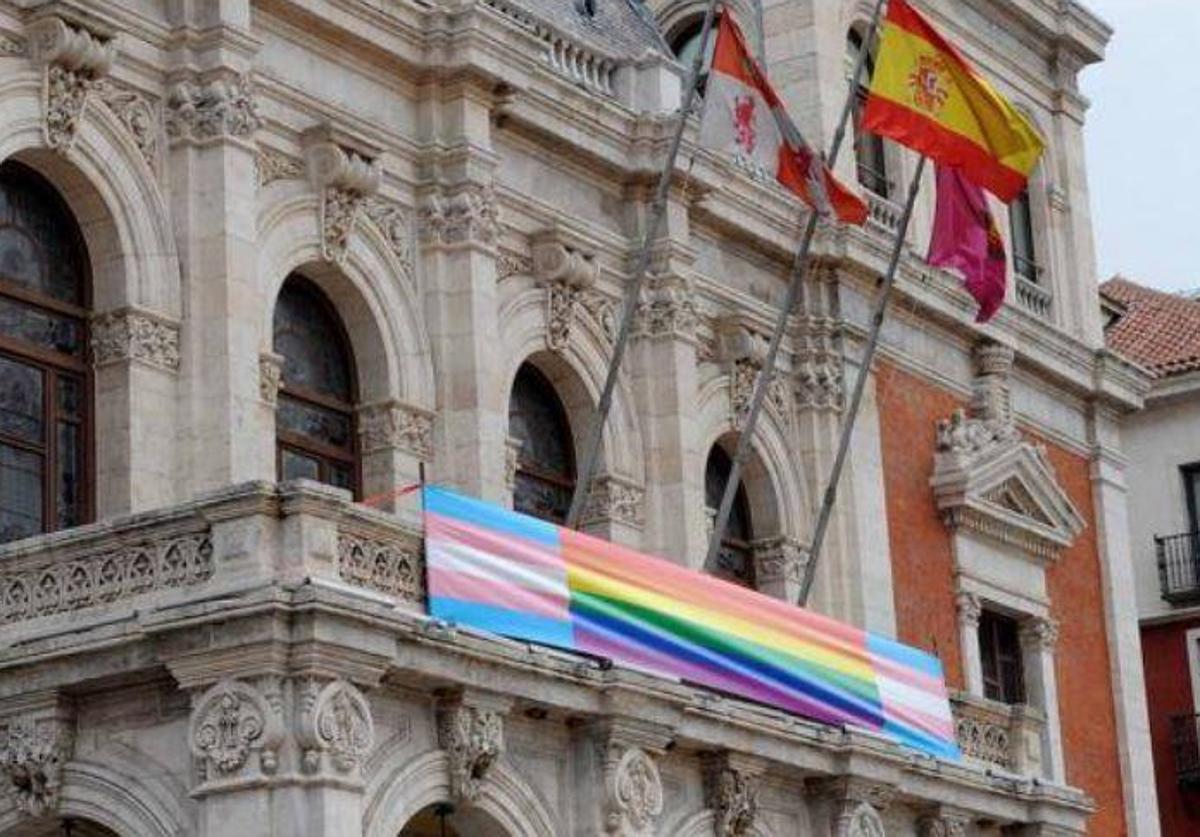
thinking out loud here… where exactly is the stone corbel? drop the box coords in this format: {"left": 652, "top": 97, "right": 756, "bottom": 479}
{"left": 357, "top": 399, "right": 435, "bottom": 461}
{"left": 531, "top": 229, "right": 599, "bottom": 352}
{"left": 0, "top": 694, "right": 75, "bottom": 819}
{"left": 295, "top": 678, "right": 375, "bottom": 777}
{"left": 917, "top": 806, "right": 972, "bottom": 837}
{"left": 187, "top": 678, "right": 284, "bottom": 787}
{"left": 588, "top": 719, "right": 672, "bottom": 837}
{"left": 702, "top": 752, "right": 764, "bottom": 837}
{"left": 305, "top": 125, "right": 382, "bottom": 264}
{"left": 418, "top": 183, "right": 499, "bottom": 249}
{"left": 165, "top": 72, "right": 259, "bottom": 144}
{"left": 436, "top": 690, "right": 511, "bottom": 806}
{"left": 809, "top": 777, "right": 895, "bottom": 837}
{"left": 26, "top": 14, "right": 115, "bottom": 153}
{"left": 715, "top": 317, "right": 789, "bottom": 429}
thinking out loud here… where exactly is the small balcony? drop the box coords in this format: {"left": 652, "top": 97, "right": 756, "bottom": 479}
{"left": 951, "top": 691, "right": 1046, "bottom": 777}
{"left": 1157, "top": 531, "right": 1200, "bottom": 604}
{"left": 1014, "top": 274, "right": 1053, "bottom": 320}
{"left": 1171, "top": 713, "right": 1200, "bottom": 788}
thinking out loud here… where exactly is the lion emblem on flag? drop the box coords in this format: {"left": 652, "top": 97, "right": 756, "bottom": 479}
{"left": 732, "top": 95, "right": 757, "bottom": 154}
{"left": 907, "top": 55, "right": 950, "bottom": 113}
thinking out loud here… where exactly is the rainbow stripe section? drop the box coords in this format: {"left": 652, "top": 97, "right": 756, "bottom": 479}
{"left": 424, "top": 486, "right": 958, "bottom": 760}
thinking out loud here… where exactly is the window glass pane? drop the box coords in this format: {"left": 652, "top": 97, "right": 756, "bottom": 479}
{"left": 705, "top": 445, "right": 755, "bottom": 588}
{"left": 57, "top": 375, "right": 81, "bottom": 420}
{"left": 278, "top": 395, "right": 352, "bottom": 450}
{"left": 1010, "top": 192, "right": 1037, "bottom": 281}
{"left": 0, "top": 228, "right": 43, "bottom": 289}
{"left": 979, "top": 611, "right": 1025, "bottom": 705}
{"left": 0, "top": 444, "right": 42, "bottom": 542}
{"left": 513, "top": 472, "right": 571, "bottom": 524}
{"left": 1184, "top": 465, "right": 1200, "bottom": 532}
{"left": 280, "top": 448, "right": 321, "bottom": 482}
{"left": 508, "top": 365, "right": 573, "bottom": 480}
{"left": 329, "top": 462, "right": 353, "bottom": 491}
{"left": 0, "top": 356, "right": 43, "bottom": 444}
{"left": 56, "top": 420, "right": 81, "bottom": 528}
{"left": 273, "top": 278, "right": 353, "bottom": 401}
{"left": 0, "top": 295, "right": 83, "bottom": 357}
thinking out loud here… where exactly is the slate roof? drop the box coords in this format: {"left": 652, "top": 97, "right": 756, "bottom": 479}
{"left": 1100, "top": 276, "right": 1200, "bottom": 377}
{"left": 519, "top": 0, "right": 669, "bottom": 57}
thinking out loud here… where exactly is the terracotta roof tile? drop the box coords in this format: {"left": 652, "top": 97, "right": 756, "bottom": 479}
{"left": 1100, "top": 276, "right": 1200, "bottom": 377}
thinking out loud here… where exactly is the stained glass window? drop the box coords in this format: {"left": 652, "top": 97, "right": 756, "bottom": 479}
{"left": 273, "top": 275, "right": 359, "bottom": 495}
{"left": 705, "top": 444, "right": 755, "bottom": 588}
{"left": 508, "top": 363, "right": 575, "bottom": 524}
{"left": 0, "top": 161, "right": 90, "bottom": 544}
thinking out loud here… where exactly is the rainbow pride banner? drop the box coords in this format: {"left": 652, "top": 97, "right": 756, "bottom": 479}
{"left": 423, "top": 486, "right": 959, "bottom": 760}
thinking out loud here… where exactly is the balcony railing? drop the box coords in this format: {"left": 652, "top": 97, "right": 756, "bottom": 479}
{"left": 1171, "top": 714, "right": 1200, "bottom": 788}
{"left": 951, "top": 691, "right": 1045, "bottom": 777}
{"left": 1014, "top": 275, "right": 1053, "bottom": 320}
{"left": 1157, "top": 531, "right": 1200, "bottom": 604}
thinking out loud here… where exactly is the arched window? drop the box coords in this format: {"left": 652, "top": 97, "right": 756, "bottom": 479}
{"left": 1009, "top": 188, "right": 1040, "bottom": 283}
{"left": 848, "top": 29, "right": 890, "bottom": 198}
{"left": 0, "top": 161, "right": 91, "bottom": 544}
{"left": 705, "top": 444, "right": 755, "bottom": 588}
{"left": 508, "top": 363, "right": 575, "bottom": 523}
{"left": 669, "top": 15, "right": 719, "bottom": 93}
{"left": 273, "top": 275, "right": 359, "bottom": 494}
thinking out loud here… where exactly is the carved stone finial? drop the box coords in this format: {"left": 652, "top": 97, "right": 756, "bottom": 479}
{"left": 437, "top": 696, "right": 506, "bottom": 805}
{"left": 0, "top": 703, "right": 74, "bottom": 818}
{"left": 296, "top": 679, "right": 374, "bottom": 775}
{"left": 188, "top": 679, "right": 282, "bottom": 782}
{"left": 165, "top": 74, "right": 260, "bottom": 142}
{"left": 27, "top": 16, "right": 115, "bottom": 153}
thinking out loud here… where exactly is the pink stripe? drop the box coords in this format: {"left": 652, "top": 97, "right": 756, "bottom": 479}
{"left": 428, "top": 565, "right": 569, "bottom": 620}
{"left": 883, "top": 700, "right": 955, "bottom": 740}
{"left": 427, "top": 513, "right": 566, "bottom": 574}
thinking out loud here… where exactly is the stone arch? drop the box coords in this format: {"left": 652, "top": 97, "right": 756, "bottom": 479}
{"left": 666, "top": 808, "right": 778, "bottom": 837}
{"left": 257, "top": 189, "right": 434, "bottom": 408}
{"left": 364, "top": 749, "right": 559, "bottom": 837}
{"left": 0, "top": 70, "right": 181, "bottom": 316}
{"left": 0, "top": 756, "right": 194, "bottom": 837}
{"left": 652, "top": 0, "right": 757, "bottom": 57}
{"left": 497, "top": 284, "right": 645, "bottom": 486}
{"left": 696, "top": 373, "right": 809, "bottom": 541}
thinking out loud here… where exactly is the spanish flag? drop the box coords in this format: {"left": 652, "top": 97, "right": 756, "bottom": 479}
{"left": 862, "top": 0, "right": 1043, "bottom": 202}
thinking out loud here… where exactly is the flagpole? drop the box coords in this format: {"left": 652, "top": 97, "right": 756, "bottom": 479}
{"left": 703, "top": 0, "right": 887, "bottom": 574}
{"left": 565, "top": 0, "right": 723, "bottom": 530}
{"left": 797, "top": 153, "right": 927, "bottom": 605}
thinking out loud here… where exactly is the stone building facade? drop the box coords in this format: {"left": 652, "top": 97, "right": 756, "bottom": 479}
{"left": 0, "top": 0, "right": 1158, "bottom": 834}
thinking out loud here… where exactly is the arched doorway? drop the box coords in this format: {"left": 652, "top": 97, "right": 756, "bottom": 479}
{"left": 397, "top": 802, "right": 513, "bottom": 837}
{"left": 4, "top": 819, "right": 119, "bottom": 837}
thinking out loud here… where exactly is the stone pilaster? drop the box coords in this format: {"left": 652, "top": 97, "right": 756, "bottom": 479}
{"left": 956, "top": 591, "right": 984, "bottom": 696}
{"left": 1019, "top": 616, "right": 1065, "bottom": 783}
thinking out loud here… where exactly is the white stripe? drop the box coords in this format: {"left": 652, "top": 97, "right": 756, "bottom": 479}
{"left": 428, "top": 540, "right": 570, "bottom": 598}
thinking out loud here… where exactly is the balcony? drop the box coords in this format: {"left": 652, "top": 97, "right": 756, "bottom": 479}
{"left": 1157, "top": 531, "right": 1200, "bottom": 604}
{"left": 1171, "top": 713, "right": 1200, "bottom": 788}
{"left": 951, "top": 691, "right": 1046, "bottom": 777}
{"left": 1014, "top": 275, "right": 1053, "bottom": 320}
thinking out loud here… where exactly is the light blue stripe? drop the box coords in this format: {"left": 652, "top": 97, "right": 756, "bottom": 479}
{"left": 867, "top": 633, "right": 945, "bottom": 679}
{"left": 429, "top": 596, "right": 576, "bottom": 650}
{"left": 882, "top": 719, "right": 960, "bottom": 761}
{"left": 424, "top": 486, "right": 562, "bottom": 547}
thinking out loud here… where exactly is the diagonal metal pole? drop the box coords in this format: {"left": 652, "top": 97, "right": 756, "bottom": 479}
{"left": 565, "top": 0, "right": 723, "bottom": 529}
{"left": 703, "top": 0, "right": 887, "bottom": 574}
{"left": 797, "top": 154, "right": 927, "bottom": 605}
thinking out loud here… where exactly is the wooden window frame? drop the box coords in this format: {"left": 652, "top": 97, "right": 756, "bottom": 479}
{"left": 979, "top": 609, "right": 1026, "bottom": 705}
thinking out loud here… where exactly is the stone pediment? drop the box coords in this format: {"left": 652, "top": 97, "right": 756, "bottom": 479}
{"left": 931, "top": 410, "right": 1085, "bottom": 563}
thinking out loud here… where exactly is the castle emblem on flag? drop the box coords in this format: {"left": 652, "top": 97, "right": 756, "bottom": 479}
{"left": 733, "top": 95, "right": 757, "bottom": 154}
{"left": 908, "top": 55, "right": 950, "bottom": 113}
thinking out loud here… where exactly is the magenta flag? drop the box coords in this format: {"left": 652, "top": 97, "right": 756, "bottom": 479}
{"left": 927, "top": 165, "right": 1007, "bottom": 323}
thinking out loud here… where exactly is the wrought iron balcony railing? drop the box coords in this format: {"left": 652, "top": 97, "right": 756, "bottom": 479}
{"left": 1157, "top": 531, "right": 1200, "bottom": 604}
{"left": 1171, "top": 713, "right": 1200, "bottom": 788}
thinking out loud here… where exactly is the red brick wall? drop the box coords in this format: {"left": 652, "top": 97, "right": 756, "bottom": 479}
{"left": 876, "top": 361, "right": 1127, "bottom": 834}
{"left": 1141, "top": 617, "right": 1200, "bottom": 835}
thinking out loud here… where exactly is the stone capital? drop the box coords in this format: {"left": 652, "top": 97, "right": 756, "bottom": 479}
{"left": 0, "top": 693, "right": 75, "bottom": 819}
{"left": 955, "top": 591, "right": 982, "bottom": 629}
{"left": 419, "top": 182, "right": 499, "bottom": 248}
{"left": 357, "top": 399, "right": 435, "bottom": 461}
{"left": 1019, "top": 616, "right": 1060, "bottom": 652}
{"left": 165, "top": 72, "right": 260, "bottom": 144}
{"left": 91, "top": 308, "right": 181, "bottom": 373}
{"left": 436, "top": 689, "right": 511, "bottom": 806}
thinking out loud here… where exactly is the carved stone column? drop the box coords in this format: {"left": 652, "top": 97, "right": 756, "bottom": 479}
{"left": 0, "top": 694, "right": 74, "bottom": 821}
{"left": 702, "top": 752, "right": 764, "bottom": 837}
{"left": 436, "top": 689, "right": 511, "bottom": 807}
{"left": 956, "top": 591, "right": 984, "bottom": 696}
{"left": 1019, "top": 615, "right": 1065, "bottom": 782}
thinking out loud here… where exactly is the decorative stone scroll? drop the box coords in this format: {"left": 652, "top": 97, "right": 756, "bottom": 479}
{"left": 606, "top": 747, "right": 663, "bottom": 836}
{"left": 0, "top": 531, "right": 213, "bottom": 624}
{"left": 702, "top": 754, "right": 761, "bottom": 837}
{"left": 297, "top": 678, "right": 374, "bottom": 775}
{"left": 437, "top": 696, "right": 506, "bottom": 805}
{"left": 357, "top": 400, "right": 434, "bottom": 460}
{"left": 27, "top": 16, "right": 115, "bottom": 153}
{"left": 419, "top": 183, "right": 499, "bottom": 247}
{"left": 0, "top": 702, "right": 74, "bottom": 818}
{"left": 166, "top": 73, "right": 260, "bottom": 142}
{"left": 92, "top": 308, "right": 181, "bottom": 372}
{"left": 305, "top": 130, "right": 382, "bottom": 264}
{"left": 530, "top": 229, "right": 600, "bottom": 351}
{"left": 336, "top": 531, "right": 423, "bottom": 603}
{"left": 188, "top": 679, "right": 283, "bottom": 781}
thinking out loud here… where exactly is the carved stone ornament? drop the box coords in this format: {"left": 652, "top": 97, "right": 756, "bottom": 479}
{"left": 703, "top": 760, "right": 759, "bottom": 837}
{"left": 256, "top": 146, "right": 304, "bottom": 187}
{"left": 297, "top": 679, "right": 374, "bottom": 775}
{"left": 419, "top": 184, "right": 499, "bottom": 247}
{"left": 717, "top": 325, "right": 790, "bottom": 430}
{"left": 834, "top": 801, "right": 886, "bottom": 837}
{"left": 259, "top": 352, "right": 284, "bottom": 405}
{"left": 1019, "top": 616, "right": 1060, "bottom": 651}
{"left": 27, "top": 16, "right": 115, "bottom": 153}
{"left": 188, "top": 679, "right": 282, "bottom": 781}
{"left": 306, "top": 137, "right": 381, "bottom": 264}
{"left": 955, "top": 591, "right": 982, "bottom": 630}
{"left": 752, "top": 536, "right": 810, "bottom": 597}
{"left": 635, "top": 274, "right": 697, "bottom": 342}
{"left": 0, "top": 707, "right": 74, "bottom": 818}
{"left": 497, "top": 248, "right": 534, "bottom": 281}
{"left": 606, "top": 747, "right": 664, "bottom": 836}
{"left": 336, "top": 531, "right": 423, "bottom": 603}
{"left": 0, "top": 33, "right": 26, "bottom": 56}
{"left": 917, "top": 811, "right": 970, "bottom": 837}
{"left": 91, "top": 309, "right": 181, "bottom": 372}
{"left": 165, "top": 74, "right": 260, "bottom": 142}
{"left": 357, "top": 400, "right": 434, "bottom": 460}
{"left": 364, "top": 197, "right": 415, "bottom": 283}
{"left": 582, "top": 475, "right": 645, "bottom": 529}
{"left": 505, "top": 435, "right": 523, "bottom": 491}
{"left": 94, "top": 80, "right": 160, "bottom": 171}
{"left": 794, "top": 316, "right": 844, "bottom": 412}
{"left": 437, "top": 701, "right": 505, "bottom": 805}
{"left": 931, "top": 342, "right": 1085, "bottom": 562}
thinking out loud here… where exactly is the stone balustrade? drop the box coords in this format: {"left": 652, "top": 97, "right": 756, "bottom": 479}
{"left": 866, "top": 191, "right": 904, "bottom": 236}
{"left": 480, "top": 0, "right": 617, "bottom": 96}
{"left": 1015, "top": 275, "right": 1054, "bottom": 320}
{"left": 952, "top": 691, "right": 1047, "bottom": 777}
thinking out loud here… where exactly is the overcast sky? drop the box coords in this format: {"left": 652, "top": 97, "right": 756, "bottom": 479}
{"left": 1080, "top": 0, "right": 1200, "bottom": 293}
